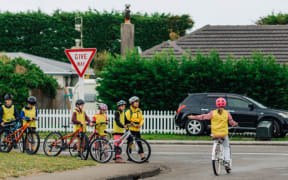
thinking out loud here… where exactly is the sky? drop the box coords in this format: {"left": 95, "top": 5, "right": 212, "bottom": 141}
{"left": 1, "top": 0, "right": 288, "bottom": 30}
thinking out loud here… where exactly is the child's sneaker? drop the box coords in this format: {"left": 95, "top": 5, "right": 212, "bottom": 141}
{"left": 141, "top": 157, "right": 148, "bottom": 163}
{"left": 115, "top": 157, "right": 125, "bottom": 163}
{"left": 77, "top": 152, "right": 82, "bottom": 160}
{"left": 224, "top": 161, "right": 231, "bottom": 170}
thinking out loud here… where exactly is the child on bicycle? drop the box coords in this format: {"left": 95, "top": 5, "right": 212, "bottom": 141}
{"left": 92, "top": 103, "right": 109, "bottom": 139}
{"left": 71, "top": 99, "right": 91, "bottom": 159}
{"left": 21, "top": 96, "right": 38, "bottom": 131}
{"left": 0, "top": 93, "right": 19, "bottom": 129}
{"left": 20, "top": 96, "right": 38, "bottom": 151}
{"left": 188, "top": 97, "right": 238, "bottom": 170}
{"left": 125, "top": 96, "right": 145, "bottom": 161}
{"left": 113, "top": 100, "right": 127, "bottom": 163}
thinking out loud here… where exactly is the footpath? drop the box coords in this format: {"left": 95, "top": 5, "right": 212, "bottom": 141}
{"left": 7, "top": 163, "right": 161, "bottom": 180}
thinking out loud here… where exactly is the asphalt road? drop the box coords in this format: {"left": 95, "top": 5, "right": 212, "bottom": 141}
{"left": 147, "top": 144, "right": 288, "bottom": 180}
{"left": 19, "top": 141, "right": 288, "bottom": 179}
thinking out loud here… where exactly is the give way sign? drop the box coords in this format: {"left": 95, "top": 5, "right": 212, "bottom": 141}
{"left": 65, "top": 48, "right": 97, "bottom": 77}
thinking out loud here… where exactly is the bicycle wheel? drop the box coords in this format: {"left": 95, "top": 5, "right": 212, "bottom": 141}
{"left": 18, "top": 135, "right": 25, "bottom": 153}
{"left": 79, "top": 134, "right": 90, "bottom": 160}
{"left": 0, "top": 130, "right": 13, "bottom": 153}
{"left": 212, "top": 144, "right": 221, "bottom": 176}
{"left": 24, "top": 131, "right": 40, "bottom": 154}
{"left": 89, "top": 138, "right": 113, "bottom": 163}
{"left": 126, "top": 138, "right": 151, "bottom": 163}
{"left": 43, "top": 132, "right": 63, "bottom": 156}
{"left": 69, "top": 138, "right": 78, "bottom": 157}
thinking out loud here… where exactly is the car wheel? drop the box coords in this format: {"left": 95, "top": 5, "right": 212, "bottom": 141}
{"left": 185, "top": 119, "right": 204, "bottom": 136}
{"left": 272, "top": 120, "right": 281, "bottom": 138}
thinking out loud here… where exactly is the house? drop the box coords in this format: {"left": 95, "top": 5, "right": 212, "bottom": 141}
{"left": 0, "top": 52, "right": 94, "bottom": 87}
{"left": 0, "top": 52, "right": 95, "bottom": 108}
{"left": 142, "top": 25, "right": 288, "bottom": 63}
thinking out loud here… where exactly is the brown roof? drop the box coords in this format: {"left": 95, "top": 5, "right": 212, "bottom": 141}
{"left": 141, "top": 25, "right": 288, "bottom": 63}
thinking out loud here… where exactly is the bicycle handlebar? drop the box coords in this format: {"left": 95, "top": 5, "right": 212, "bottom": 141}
{"left": 90, "top": 122, "right": 107, "bottom": 126}
{"left": 2, "top": 121, "right": 18, "bottom": 127}
{"left": 126, "top": 122, "right": 138, "bottom": 129}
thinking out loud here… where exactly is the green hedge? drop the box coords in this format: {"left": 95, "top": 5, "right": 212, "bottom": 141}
{"left": 0, "top": 10, "right": 193, "bottom": 62}
{"left": 256, "top": 12, "right": 288, "bottom": 25}
{"left": 0, "top": 56, "right": 58, "bottom": 109}
{"left": 96, "top": 50, "right": 288, "bottom": 110}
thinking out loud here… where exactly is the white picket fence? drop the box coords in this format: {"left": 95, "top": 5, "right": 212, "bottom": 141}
{"left": 37, "top": 109, "right": 186, "bottom": 134}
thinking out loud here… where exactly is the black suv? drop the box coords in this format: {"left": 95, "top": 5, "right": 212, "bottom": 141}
{"left": 175, "top": 93, "right": 288, "bottom": 137}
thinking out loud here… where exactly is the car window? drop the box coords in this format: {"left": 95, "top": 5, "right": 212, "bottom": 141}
{"left": 183, "top": 95, "right": 203, "bottom": 105}
{"left": 202, "top": 96, "right": 220, "bottom": 107}
{"left": 228, "top": 98, "right": 249, "bottom": 109}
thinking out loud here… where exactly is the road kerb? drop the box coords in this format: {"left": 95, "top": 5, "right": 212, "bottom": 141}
{"left": 147, "top": 140, "right": 288, "bottom": 146}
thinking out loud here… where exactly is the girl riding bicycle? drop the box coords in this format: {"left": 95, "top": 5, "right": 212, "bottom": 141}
{"left": 188, "top": 97, "right": 238, "bottom": 170}
{"left": 93, "top": 103, "right": 109, "bottom": 139}
{"left": 72, "top": 99, "right": 91, "bottom": 159}
{"left": 125, "top": 96, "right": 145, "bottom": 161}
{"left": 113, "top": 100, "right": 128, "bottom": 163}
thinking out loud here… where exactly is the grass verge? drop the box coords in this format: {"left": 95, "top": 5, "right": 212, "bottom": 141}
{"left": 0, "top": 151, "right": 97, "bottom": 179}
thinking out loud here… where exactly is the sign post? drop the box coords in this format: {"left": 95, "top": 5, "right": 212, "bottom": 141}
{"left": 65, "top": 48, "right": 96, "bottom": 100}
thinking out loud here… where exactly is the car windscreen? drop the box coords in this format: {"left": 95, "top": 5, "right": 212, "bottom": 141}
{"left": 227, "top": 98, "right": 250, "bottom": 109}
{"left": 244, "top": 96, "right": 267, "bottom": 109}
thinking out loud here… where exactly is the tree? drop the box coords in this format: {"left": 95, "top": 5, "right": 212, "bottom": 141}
{"left": 96, "top": 49, "right": 288, "bottom": 110}
{"left": 0, "top": 10, "right": 194, "bottom": 62}
{"left": 0, "top": 56, "right": 58, "bottom": 109}
{"left": 256, "top": 12, "right": 288, "bottom": 25}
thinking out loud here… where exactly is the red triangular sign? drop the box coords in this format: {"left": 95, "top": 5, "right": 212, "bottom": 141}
{"left": 65, "top": 48, "right": 97, "bottom": 77}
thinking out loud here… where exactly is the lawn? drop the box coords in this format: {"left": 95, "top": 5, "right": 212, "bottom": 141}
{"left": 0, "top": 151, "right": 97, "bottom": 179}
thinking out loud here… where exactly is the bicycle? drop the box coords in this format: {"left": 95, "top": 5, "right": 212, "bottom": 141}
{"left": 212, "top": 127, "right": 237, "bottom": 176}
{"left": 88, "top": 122, "right": 112, "bottom": 142}
{"left": 89, "top": 123, "right": 151, "bottom": 163}
{"left": 0, "top": 118, "right": 40, "bottom": 154}
{"left": 43, "top": 123, "right": 89, "bottom": 160}
{"left": 1, "top": 118, "right": 25, "bottom": 153}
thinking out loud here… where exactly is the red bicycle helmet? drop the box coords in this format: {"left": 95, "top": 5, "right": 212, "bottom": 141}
{"left": 216, "top": 97, "right": 226, "bottom": 108}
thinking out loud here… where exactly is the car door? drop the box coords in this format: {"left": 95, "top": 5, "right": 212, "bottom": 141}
{"left": 200, "top": 95, "right": 219, "bottom": 114}
{"left": 226, "top": 96, "right": 258, "bottom": 128}
{"left": 200, "top": 95, "right": 224, "bottom": 127}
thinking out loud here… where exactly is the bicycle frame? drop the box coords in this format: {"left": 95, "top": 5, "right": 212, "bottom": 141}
{"left": 62, "top": 130, "right": 81, "bottom": 147}
{"left": 109, "top": 129, "right": 133, "bottom": 148}
{"left": 3, "top": 121, "right": 32, "bottom": 145}
{"left": 212, "top": 139, "right": 225, "bottom": 161}
{"left": 50, "top": 127, "right": 83, "bottom": 149}
{"left": 88, "top": 122, "right": 109, "bottom": 141}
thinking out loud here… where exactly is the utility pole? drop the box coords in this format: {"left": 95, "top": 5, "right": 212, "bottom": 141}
{"left": 74, "top": 16, "right": 85, "bottom": 100}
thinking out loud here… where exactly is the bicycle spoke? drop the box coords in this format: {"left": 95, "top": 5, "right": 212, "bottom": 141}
{"left": 43, "top": 132, "right": 63, "bottom": 156}
{"left": 126, "top": 138, "right": 151, "bottom": 163}
{"left": 89, "top": 139, "right": 112, "bottom": 163}
{"left": 25, "top": 132, "right": 40, "bottom": 154}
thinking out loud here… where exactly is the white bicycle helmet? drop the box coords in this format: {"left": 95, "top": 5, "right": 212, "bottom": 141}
{"left": 129, "top": 96, "right": 139, "bottom": 104}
